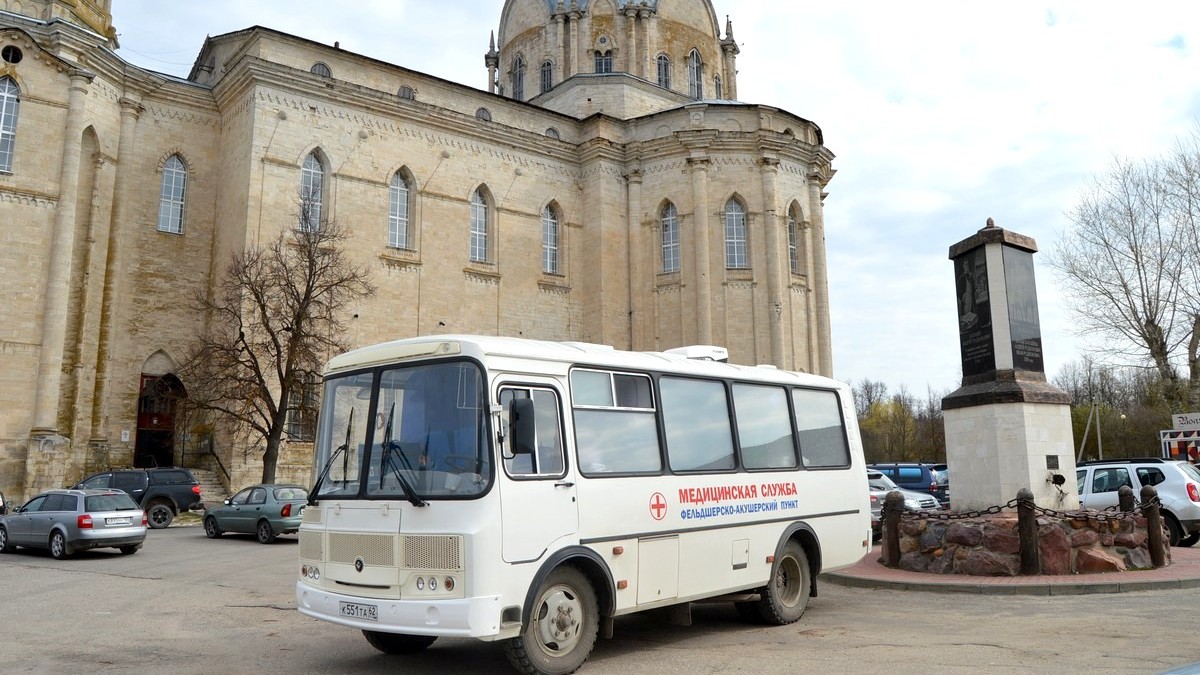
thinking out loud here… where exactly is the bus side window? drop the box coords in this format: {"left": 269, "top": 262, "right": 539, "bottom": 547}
{"left": 501, "top": 387, "right": 565, "bottom": 477}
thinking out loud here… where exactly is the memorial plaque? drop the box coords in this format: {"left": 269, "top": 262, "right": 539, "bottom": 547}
{"left": 954, "top": 247, "right": 994, "bottom": 377}
{"left": 1003, "top": 247, "right": 1044, "bottom": 373}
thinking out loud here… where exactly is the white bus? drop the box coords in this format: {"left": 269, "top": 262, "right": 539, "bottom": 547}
{"left": 296, "top": 335, "right": 871, "bottom": 675}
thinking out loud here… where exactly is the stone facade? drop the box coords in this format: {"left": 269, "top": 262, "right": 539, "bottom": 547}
{"left": 0, "top": 0, "right": 836, "bottom": 501}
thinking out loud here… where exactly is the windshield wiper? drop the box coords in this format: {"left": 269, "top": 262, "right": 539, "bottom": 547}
{"left": 379, "top": 402, "right": 427, "bottom": 508}
{"left": 310, "top": 409, "right": 354, "bottom": 505}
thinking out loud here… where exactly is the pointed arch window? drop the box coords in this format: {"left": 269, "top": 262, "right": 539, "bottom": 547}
{"left": 595, "top": 50, "right": 613, "bottom": 74}
{"left": 300, "top": 151, "right": 325, "bottom": 231}
{"left": 542, "top": 205, "right": 560, "bottom": 274}
{"left": 724, "top": 199, "right": 747, "bottom": 269}
{"left": 388, "top": 172, "right": 411, "bottom": 249}
{"left": 657, "top": 54, "right": 671, "bottom": 89}
{"left": 540, "top": 60, "right": 553, "bottom": 94}
{"left": 661, "top": 203, "right": 680, "bottom": 273}
{"left": 688, "top": 49, "right": 704, "bottom": 99}
{"left": 512, "top": 55, "right": 526, "bottom": 100}
{"left": 787, "top": 207, "right": 800, "bottom": 274}
{"left": 0, "top": 76, "right": 19, "bottom": 173}
{"left": 157, "top": 154, "right": 187, "bottom": 234}
{"left": 470, "top": 188, "right": 490, "bottom": 262}
{"left": 714, "top": 75, "right": 723, "bottom": 100}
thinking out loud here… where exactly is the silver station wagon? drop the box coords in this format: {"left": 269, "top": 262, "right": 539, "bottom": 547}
{"left": 0, "top": 488, "right": 148, "bottom": 559}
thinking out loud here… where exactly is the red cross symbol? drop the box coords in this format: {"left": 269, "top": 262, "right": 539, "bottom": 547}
{"left": 649, "top": 492, "right": 667, "bottom": 521}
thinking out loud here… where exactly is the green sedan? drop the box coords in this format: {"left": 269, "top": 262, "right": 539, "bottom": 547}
{"left": 203, "top": 484, "right": 308, "bottom": 544}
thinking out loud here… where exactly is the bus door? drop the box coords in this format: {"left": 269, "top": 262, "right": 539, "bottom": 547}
{"left": 498, "top": 384, "right": 578, "bottom": 563}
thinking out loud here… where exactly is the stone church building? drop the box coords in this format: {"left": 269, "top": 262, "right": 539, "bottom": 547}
{"left": 0, "top": 0, "right": 836, "bottom": 500}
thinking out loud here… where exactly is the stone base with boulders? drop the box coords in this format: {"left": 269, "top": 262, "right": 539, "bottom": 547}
{"left": 883, "top": 512, "right": 1172, "bottom": 576}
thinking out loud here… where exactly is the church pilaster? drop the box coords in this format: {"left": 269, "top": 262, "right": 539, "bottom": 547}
{"left": 32, "top": 68, "right": 94, "bottom": 433}
{"left": 807, "top": 169, "right": 833, "bottom": 377}
{"left": 759, "top": 157, "right": 785, "bottom": 368}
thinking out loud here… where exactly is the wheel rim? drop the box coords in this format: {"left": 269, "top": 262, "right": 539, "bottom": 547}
{"left": 258, "top": 523, "right": 270, "bottom": 540}
{"left": 150, "top": 506, "right": 170, "bottom": 526}
{"left": 533, "top": 584, "right": 583, "bottom": 656}
{"left": 205, "top": 519, "right": 216, "bottom": 536}
{"left": 51, "top": 533, "right": 64, "bottom": 557}
{"left": 774, "top": 555, "right": 804, "bottom": 608}
{"left": 0, "top": 527, "right": 7, "bottom": 548}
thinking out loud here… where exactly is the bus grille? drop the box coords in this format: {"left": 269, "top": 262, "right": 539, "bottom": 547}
{"left": 299, "top": 530, "right": 323, "bottom": 560}
{"left": 329, "top": 532, "right": 395, "bottom": 566}
{"left": 402, "top": 535, "right": 462, "bottom": 570}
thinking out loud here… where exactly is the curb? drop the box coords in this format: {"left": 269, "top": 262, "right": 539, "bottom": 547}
{"left": 821, "top": 571, "right": 1200, "bottom": 595}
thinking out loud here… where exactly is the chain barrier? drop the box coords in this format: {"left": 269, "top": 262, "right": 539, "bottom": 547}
{"left": 881, "top": 494, "right": 1162, "bottom": 525}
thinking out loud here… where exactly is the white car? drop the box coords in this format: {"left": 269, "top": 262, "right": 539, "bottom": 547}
{"left": 1076, "top": 458, "right": 1200, "bottom": 547}
{"left": 1075, "top": 454, "right": 1200, "bottom": 542}
{"left": 867, "top": 470, "right": 941, "bottom": 540}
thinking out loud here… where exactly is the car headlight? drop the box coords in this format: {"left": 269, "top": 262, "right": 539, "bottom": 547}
{"left": 904, "top": 498, "right": 922, "bottom": 510}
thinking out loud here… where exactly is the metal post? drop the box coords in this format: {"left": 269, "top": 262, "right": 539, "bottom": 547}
{"left": 883, "top": 491, "right": 903, "bottom": 568}
{"left": 1141, "top": 485, "right": 1166, "bottom": 568}
{"left": 1017, "top": 488, "right": 1039, "bottom": 575}
{"left": 1118, "top": 485, "right": 1134, "bottom": 512}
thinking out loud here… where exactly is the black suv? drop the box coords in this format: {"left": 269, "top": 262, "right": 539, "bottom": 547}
{"left": 867, "top": 462, "right": 949, "bottom": 507}
{"left": 73, "top": 468, "right": 203, "bottom": 528}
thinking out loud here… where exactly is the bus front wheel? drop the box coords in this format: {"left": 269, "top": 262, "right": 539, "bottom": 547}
{"left": 743, "top": 539, "right": 811, "bottom": 625}
{"left": 504, "top": 566, "right": 599, "bottom": 675}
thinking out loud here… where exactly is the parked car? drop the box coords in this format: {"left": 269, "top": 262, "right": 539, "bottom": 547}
{"left": 0, "top": 489, "right": 147, "bottom": 558}
{"left": 72, "top": 467, "right": 203, "bottom": 529}
{"left": 203, "top": 484, "right": 308, "bottom": 544}
{"left": 867, "top": 470, "right": 941, "bottom": 540}
{"left": 1076, "top": 458, "right": 1200, "bottom": 547}
{"left": 868, "top": 462, "right": 949, "bottom": 507}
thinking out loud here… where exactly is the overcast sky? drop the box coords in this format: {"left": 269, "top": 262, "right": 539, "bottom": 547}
{"left": 108, "top": 1, "right": 1200, "bottom": 396}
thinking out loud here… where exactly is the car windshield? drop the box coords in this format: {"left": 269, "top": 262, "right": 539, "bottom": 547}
{"left": 1179, "top": 462, "right": 1200, "bottom": 483}
{"left": 868, "top": 475, "right": 899, "bottom": 491}
{"left": 273, "top": 487, "right": 308, "bottom": 501}
{"left": 85, "top": 494, "right": 140, "bottom": 511}
{"left": 313, "top": 360, "right": 492, "bottom": 501}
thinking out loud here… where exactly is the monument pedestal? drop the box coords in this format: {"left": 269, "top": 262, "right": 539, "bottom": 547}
{"left": 943, "top": 222, "right": 1078, "bottom": 511}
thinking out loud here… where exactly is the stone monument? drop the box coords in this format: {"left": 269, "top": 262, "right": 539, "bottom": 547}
{"left": 942, "top": 219, "right": 1079, "bottom": 511}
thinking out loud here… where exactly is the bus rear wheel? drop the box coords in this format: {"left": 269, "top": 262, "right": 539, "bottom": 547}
{"left": 504, "top": 566, "right": 598, "bottom": 675}
{"left": 741, "top": 540, "right": 810, "bottom": 625}
{"left": 361, "top": 630, "right": 437, "bottom": 654}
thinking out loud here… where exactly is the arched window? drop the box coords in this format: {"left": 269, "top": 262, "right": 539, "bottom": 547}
{"left": 157, "top": 154, "right": 187, "bottom": 234}
{"left": 595, "top": 50, "right": 613, "bottom": 74}
{"left": 512, "top": 55, "right": 526, "bottom": 100}
{"left": 714, "top": 75, "right": 723, "bottom": 100}
{"left": 542, "top": 205, "right": 560, "bottom": 274}
{"left": 545, "top": 127, "right": 560, "bottom": 140}
{"left": 657, "top": 54, "right": 671, "bottom": 89}
{"left": 398, "top": 85, "right": 416, "bottom": 100}
{"left": 0, "top": 76, "right": 20, "bottom": 173}
{"left": 310, "top": 62, "right": 332, "bottom": 78}
{"left": 300, "top": 151, "right": 325, "bottom": 231}
{"left": 724, "top": 199, "right": 747, "bottom": 269}
{"left": 470, "top": 188, "right": 490, "bottom": 262}
{"left": 661, "top": 203, "right": 680, "bottom": 273}
{"left": 787, "top": 206, "right": 800, "bottom": 274}
{"left": 476, "top": 107, "right": 493, "bottom": 122}
{"left": 540, "top": 60, "right": 553, "bottom": 94}
{"left": 389, "top": 172, "right": 411, "bottom": 249}
{"left": 688, "top": 49, "right": 704, "bottom": 99}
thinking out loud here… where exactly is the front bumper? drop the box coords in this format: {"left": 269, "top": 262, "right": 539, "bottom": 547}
{"left": 295, "top": 581, "right": 502, "bottom": 639}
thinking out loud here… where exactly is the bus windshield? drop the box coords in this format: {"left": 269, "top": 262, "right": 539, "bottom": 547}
{"left": 312, "top": 361, "right": 492, "bottom": 500}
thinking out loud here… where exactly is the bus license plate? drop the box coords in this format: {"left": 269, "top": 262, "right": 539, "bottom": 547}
{"left": 339, "top": 601, "right": 378, "bottom": 622}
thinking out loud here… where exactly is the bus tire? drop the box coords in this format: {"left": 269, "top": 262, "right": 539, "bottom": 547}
{"left": 361, "top": 630, "right": 437, "bottom": 654}
{"left": 750, "top": 539, "right": 811, "bottom": 625}
{"left": 504, "top": 566, "right": 598, "bottom": 675}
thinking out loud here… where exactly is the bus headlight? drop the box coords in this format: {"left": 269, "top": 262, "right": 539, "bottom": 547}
{"left": 301, "top": 564, "right": 320, "bottom": 580}
{"left": 416, "top": 577, "right": 425, "bottom": 590}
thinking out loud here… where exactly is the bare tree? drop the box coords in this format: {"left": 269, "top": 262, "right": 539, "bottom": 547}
{"left": 180, "top": 217, "right": 375, "bottom": 483}
{"left": 1047, "top": 150, "right": 1199, "bottom": 405}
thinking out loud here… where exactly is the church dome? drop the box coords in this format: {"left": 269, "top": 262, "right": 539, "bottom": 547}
{"left": 492, "top": 0, "right": 736, "bottom": 105}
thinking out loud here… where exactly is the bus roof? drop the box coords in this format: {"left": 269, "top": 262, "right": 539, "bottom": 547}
{"left": 324, "top": 334, "right": 845, "bottom": 390}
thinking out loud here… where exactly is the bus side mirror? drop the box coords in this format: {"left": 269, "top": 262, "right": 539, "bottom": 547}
{"left": 509, "top": 398, "right": 536, "bottom": 456}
